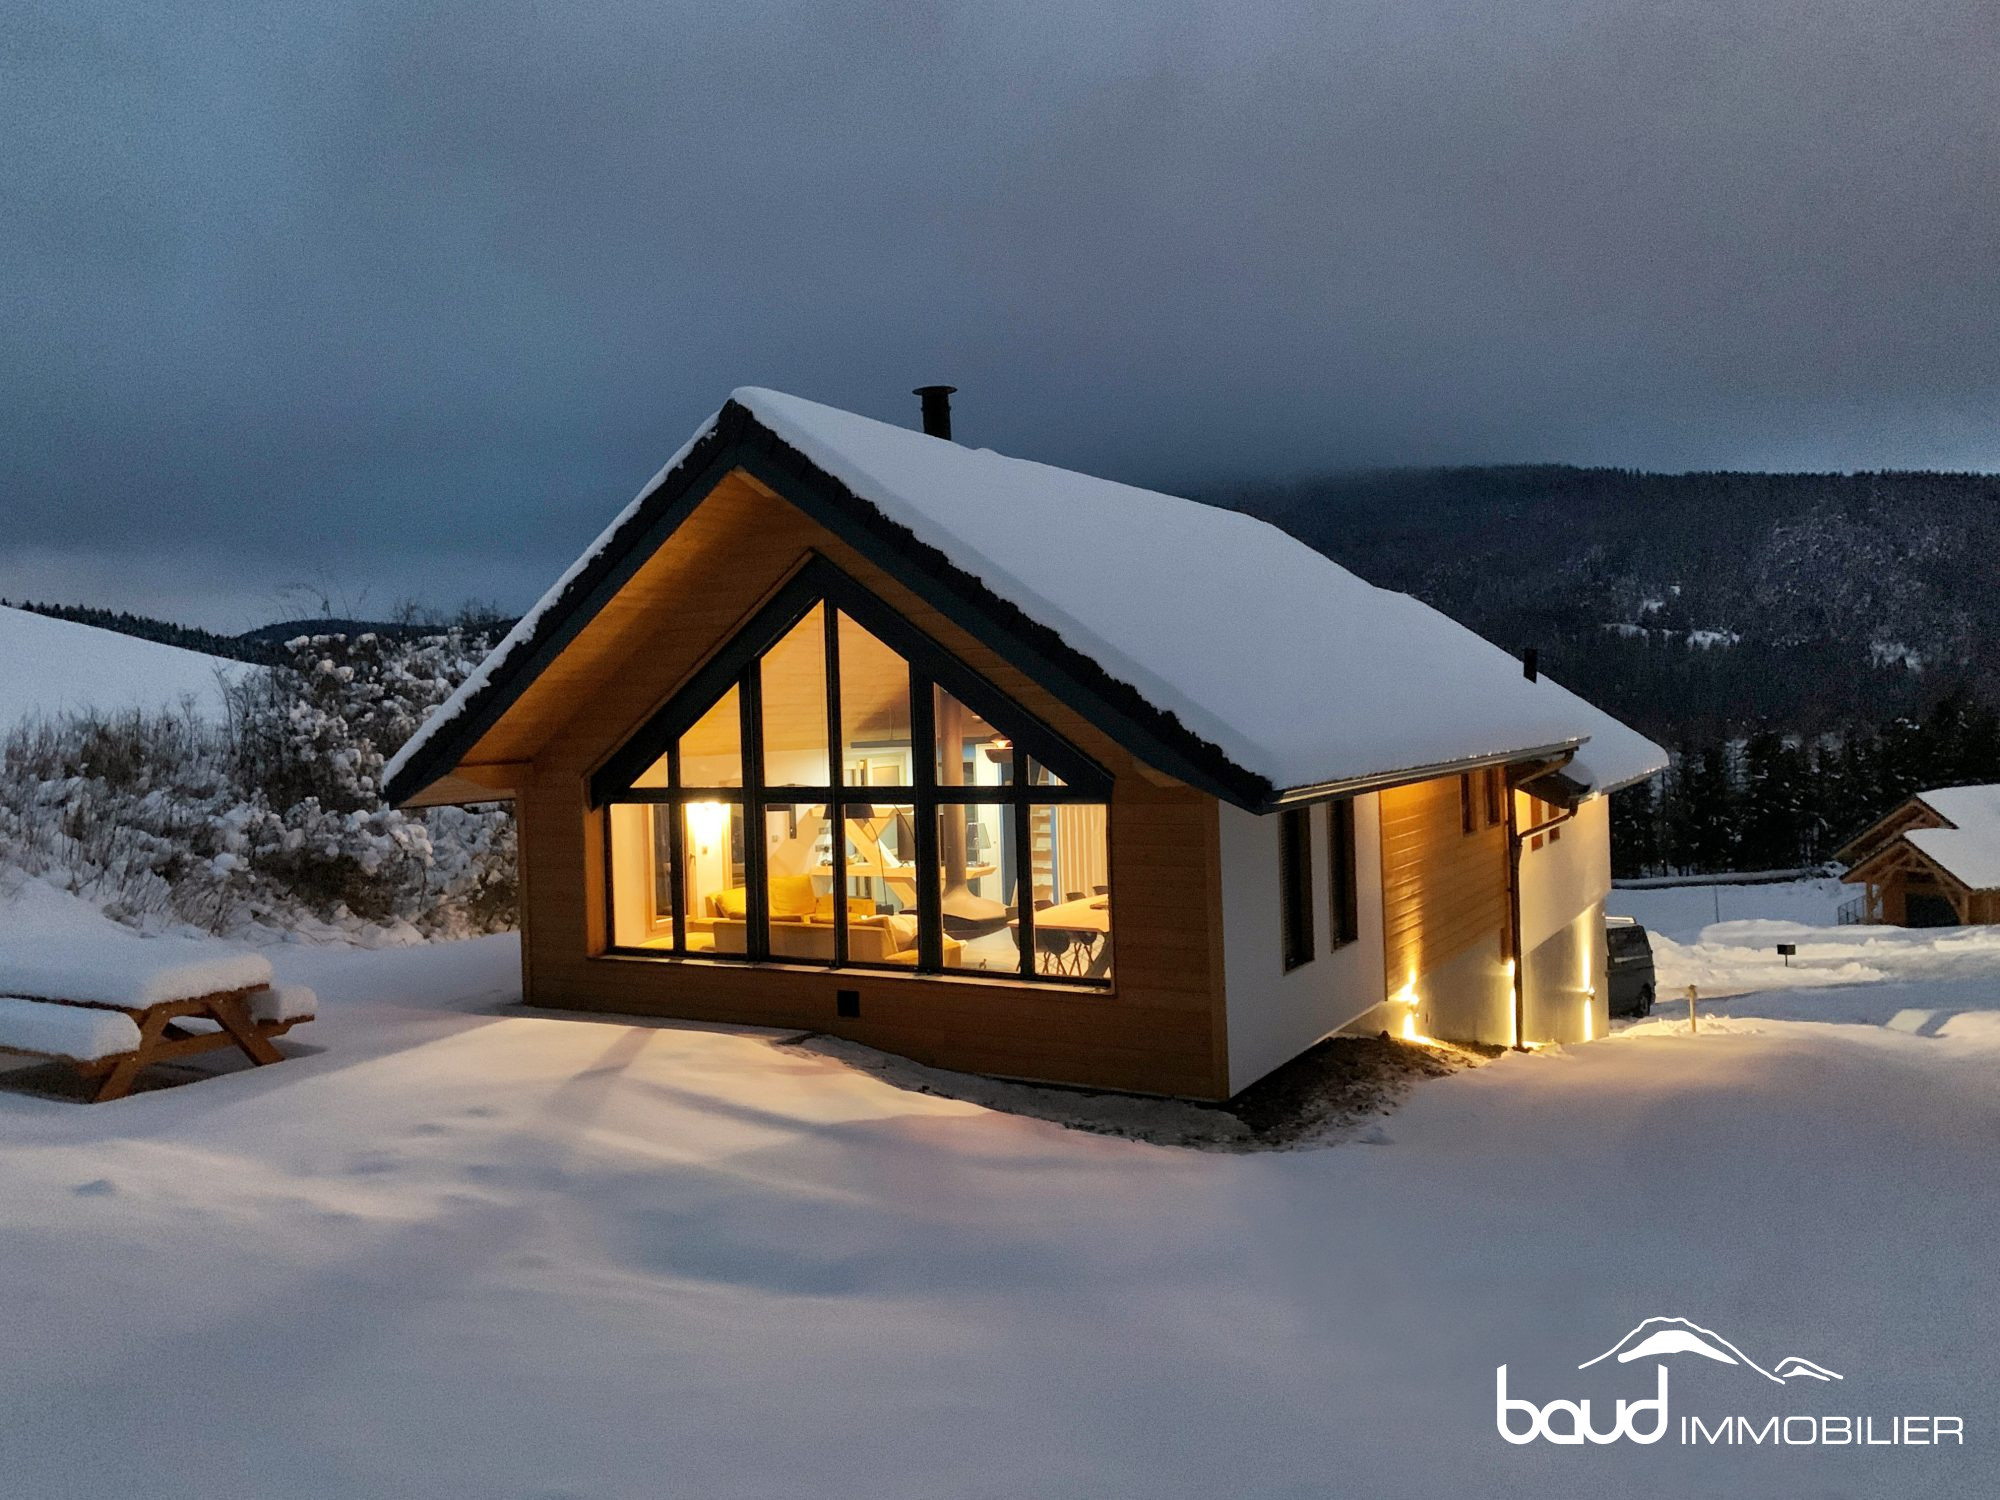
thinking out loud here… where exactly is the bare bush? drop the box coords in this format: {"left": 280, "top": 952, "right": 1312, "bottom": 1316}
{"left": 0, "top": 628, "right": 514, "bottom": 940}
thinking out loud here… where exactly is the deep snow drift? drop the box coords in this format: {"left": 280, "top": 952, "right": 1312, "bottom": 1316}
{"left": 0, "top": 877, "right": 1994, "bottom": 1498}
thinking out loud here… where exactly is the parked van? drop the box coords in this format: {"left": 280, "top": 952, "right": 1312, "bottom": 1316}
{"left": 1605, "top": 917, "right": 1656, "bottom": 1017}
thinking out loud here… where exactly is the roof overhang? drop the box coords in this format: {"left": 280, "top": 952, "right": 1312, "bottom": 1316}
{"left": 1261, "top": 740, "right": 1585, "bottom": 810}
{"left": 1832, "top": 795, "right": 1944, "bottom": 869}
{"left": 1841, "top": 835, "right": 1978, "bottom": 895}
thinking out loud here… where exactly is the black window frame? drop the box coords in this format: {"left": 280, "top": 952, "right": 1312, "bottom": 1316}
{"left": 1326, "top": 798, "right": 1359, "bottom": 949}
{"left": 596, "top": 554, "right": 1115, "bottom": 988}
{"left": 1279, "top": 806, "right": 1315, "bottom": 971}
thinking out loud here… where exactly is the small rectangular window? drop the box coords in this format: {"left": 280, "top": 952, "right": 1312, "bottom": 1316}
{"left": 1280, "top": 807, "right": 1314, "bottom": 971}
{"left": 1460, "top": 774, "right": 1477, "bottom": 835}
{"left": 1327, "top": 799, "right": 1359, "bottom": 948}
{"left": 1484, "top": 767, "right": 1504, "bottom": 827}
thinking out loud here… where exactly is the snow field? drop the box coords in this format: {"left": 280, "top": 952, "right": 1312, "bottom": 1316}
{"left": 0, "top": 604, "right": 246, "bottom": 734}
{"left": 0, "top": 878, "right": 1993, "bottom": 1497}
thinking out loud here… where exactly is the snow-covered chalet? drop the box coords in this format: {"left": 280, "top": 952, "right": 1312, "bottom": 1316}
{"left": 385, "top": 387, "right": 1665, "bottom": 1098}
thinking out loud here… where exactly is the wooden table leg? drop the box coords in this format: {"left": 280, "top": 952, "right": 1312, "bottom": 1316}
{"left": 206, "top": 994, "right": 286, "bottom": 1067}
{"left": 94, "top": 1010, "right": 173, "bottom": 1103}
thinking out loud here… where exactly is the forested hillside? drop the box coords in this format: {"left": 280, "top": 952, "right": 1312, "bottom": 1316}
{"left": 1218, "top": 466, "right": 2000, "bottom": 742}
{"left": 1219, "top": 467, "right": 2000, "bottom": 871}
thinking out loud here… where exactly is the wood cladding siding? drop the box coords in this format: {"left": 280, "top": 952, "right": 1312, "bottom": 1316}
{"left": 507, "top": 470, "right": 1233, "bottom": 1098}
{"left": 1378, "top": 775, "right": 1510, "bottom": 991}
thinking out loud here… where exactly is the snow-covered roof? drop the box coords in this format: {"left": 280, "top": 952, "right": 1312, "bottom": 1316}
{"left": 1906, "top": 785, "right": 2000, "bottom": 891}
{"left": 388, "top": 387, "right": 1666, "bottom": 807}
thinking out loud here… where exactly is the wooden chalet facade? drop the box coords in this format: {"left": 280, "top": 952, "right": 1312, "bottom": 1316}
{"left": 386, "top": 388, "right": 1663, "bottom": 1100}
{"left": 1836, "top": 786, "right": 2000, "bottom": 927}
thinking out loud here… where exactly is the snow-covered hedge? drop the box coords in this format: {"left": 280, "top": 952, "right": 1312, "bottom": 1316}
{"left": 0, "top": 628, "right": 514, "bottom": 942}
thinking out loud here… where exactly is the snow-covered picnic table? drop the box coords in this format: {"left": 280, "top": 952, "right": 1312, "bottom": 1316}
{"left": 0, "top": 934, "right": 314, "bottom": 1101}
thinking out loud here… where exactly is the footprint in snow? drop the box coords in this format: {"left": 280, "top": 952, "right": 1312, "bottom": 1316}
{"left": 1354, "top": 1125, "right": 1392, "bottom": 1145}
{"left": 72, "top": 1178, "right": 117, "bottom": 1197}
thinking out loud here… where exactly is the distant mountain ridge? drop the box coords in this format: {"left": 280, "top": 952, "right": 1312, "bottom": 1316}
{"left": 1, "top": 602, "right": 517, "bottom": 666}
{"left": 0, "top": 599, "right": 269, "bottom": 664}
{"left": 1214, "top": 466, "right": 2000, "bottom": 741}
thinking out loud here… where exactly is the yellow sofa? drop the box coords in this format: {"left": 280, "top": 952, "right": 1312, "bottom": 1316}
{"left": 705, "top": 913, "right": 962, "bottom": 966}
{"left": 694, "top": 878, "right": 966, "bottom": 965}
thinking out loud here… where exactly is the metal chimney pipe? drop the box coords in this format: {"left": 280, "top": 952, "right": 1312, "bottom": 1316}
{"left": 1522, "top": 647, "right": 1539, "bottom": 682}
{"left": 913, "top": 384, "right": 957, "bottom": 440}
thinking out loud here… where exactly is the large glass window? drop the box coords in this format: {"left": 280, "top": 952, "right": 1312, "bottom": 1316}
{"left": 601, "top": 583, "right": 1113, "bottom": 984}
{"left": 759, "top": 612, "right": 829, "bottom": 787}
{"left": 608, "top": 803, "right": 675, "bottom": 947}
{"left": 682, "top": 799, "right": 747, "bottom": 954}
{"left": 1027, "top": 803, "right": 1113, "bottom": 980}
{"left": 839, "top": 615, "right": 912, "bottom": 786}
{"left": 939, "top": 803, "right": 1019, "bottom": 973}
{"left": 681, "top": 686, "right": 743, "bottom": 789}
{"left": 935, "top": 685, "right": 1007, "bottom": 790}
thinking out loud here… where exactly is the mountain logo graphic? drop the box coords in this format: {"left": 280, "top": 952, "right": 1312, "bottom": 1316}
{"left": 1579, "top": 1317, "right": 1843, "bottom": 1383}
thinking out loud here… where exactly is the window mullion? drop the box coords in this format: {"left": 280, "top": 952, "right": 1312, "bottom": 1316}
{"left": 741, "top": 665, "right": 768, "bottom": 961}
{"left": 824, "top": 603, "right": 847, "bottom": 968}
{"left": 1013, "top": 747, "right": 1034, "bottom": 979}
{"left": 911, "top": 668, "right": 942, "bottom": 971}
{"left": 667, "top": 746, "right": 686, "bottom": 952}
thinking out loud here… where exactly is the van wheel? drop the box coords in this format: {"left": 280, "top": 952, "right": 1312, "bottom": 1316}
{"left": 1636, "top": 985, "right": 1654, "bottom": 1018}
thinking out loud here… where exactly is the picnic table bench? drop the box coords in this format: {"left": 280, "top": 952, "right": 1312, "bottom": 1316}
{"left": 0, "top": 937, "right": 315, "bottom": 1101}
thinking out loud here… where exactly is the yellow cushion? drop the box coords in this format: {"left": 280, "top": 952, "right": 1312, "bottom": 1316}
{"left": 768, "top": 875, "right": 819, "bottom": 918}
{"left": 712, "top": 886, "right": 749, "bottom": 919}
{"left": 814, "top": 894, "right": 877, "bottom": 920}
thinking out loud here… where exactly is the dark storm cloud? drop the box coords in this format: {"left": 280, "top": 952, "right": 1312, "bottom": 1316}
{"left": 5, "top": 0, "right": 1996, "bottom": 625}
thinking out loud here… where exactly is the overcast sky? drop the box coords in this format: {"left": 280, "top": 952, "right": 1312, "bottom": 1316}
{"left": 6, "top": 1, "right": 1996, "bottom": 630}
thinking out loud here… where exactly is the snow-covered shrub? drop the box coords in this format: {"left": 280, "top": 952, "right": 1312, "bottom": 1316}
{"left": 0, "top": 628, "right": 514, "bottom": 941}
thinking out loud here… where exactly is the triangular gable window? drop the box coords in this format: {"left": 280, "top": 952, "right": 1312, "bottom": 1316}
{"left": 600, "top": 556, "right": 1114, "bottom": 985}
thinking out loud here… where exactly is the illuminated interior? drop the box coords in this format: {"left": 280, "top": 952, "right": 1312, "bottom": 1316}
{"left": 603, "top": 594, "right": 1113, "bottom": 983}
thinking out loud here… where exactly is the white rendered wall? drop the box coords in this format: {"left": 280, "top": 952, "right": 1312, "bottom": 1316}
{"left": 1517, "top": 795, "right": 1612, "bottom": 1043}
{"left": 1523, "top": 899, "right": 1608, "bottom": 1044}
{"left": 1518, "top": 795, "right": 1611, "bottom": 951}
{"left": 1218, "top": 795, "right": 1387, "bottom": 1095}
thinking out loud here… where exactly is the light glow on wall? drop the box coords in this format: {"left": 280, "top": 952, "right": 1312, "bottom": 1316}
{"left": 686, "top": 799, "right": 730, "bottom": 852}
{"left": 1581, "top": 992, "right": 1595, "bottom": 1043}
{"left": 1388, "top": 979, "right": 1426, "bottom": 1044}
{"left": 1504, "top": 958, "right": 1519, "bottom": 1048}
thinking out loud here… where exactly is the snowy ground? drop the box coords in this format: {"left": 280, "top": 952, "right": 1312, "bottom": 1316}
{"left": 0, "top": 604, "right": 246, "bottom": 732}
{"left": 1608, "top": 873, "right": 1852, "bottom": 942}
{"left": 0, "top": 879, "right": 1995, "bottom": 1497}
{"left": 1610, "top": 875, "right": 2000, "bottom": 1006}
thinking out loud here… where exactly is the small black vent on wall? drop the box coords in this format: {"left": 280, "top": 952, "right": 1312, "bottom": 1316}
{"left": 836, "top": 988, "right": 861, "bottom": 1019}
